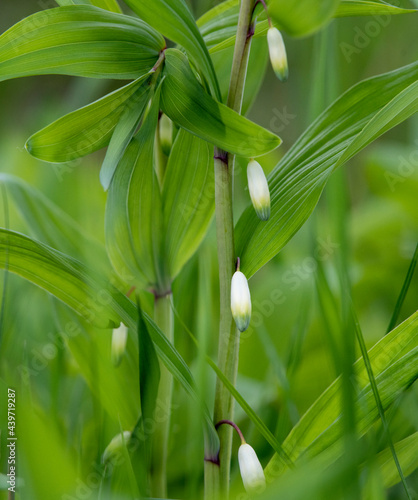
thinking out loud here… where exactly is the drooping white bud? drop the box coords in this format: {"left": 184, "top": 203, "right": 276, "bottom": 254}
{"left": 238, "top": 443, "right": 266, "bottom": 494}
{"left": 231, "top": 270, "right": 251, "bottom": 332}
{"left": 102, "top": 431, "right": 132, "bottom": 464}
{"left": 247, "top": 159, "right": 271, "bottom": 221}
{"left": 111, "top": 323, "right": 128, "bottom": 367}
{"left": 267, "top": 27, "right": 288, "bottom": 82}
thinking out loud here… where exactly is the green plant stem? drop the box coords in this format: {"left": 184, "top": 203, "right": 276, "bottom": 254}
{"left": 151, "top": 293, "right": 174, "bottom": 498}
{"left": 208, "top": 1, "right": 255, "bottom": 498}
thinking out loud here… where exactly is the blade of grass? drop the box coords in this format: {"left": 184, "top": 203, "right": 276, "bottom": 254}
{"left": 351, "top": 305, "right": 412, "bottom": 500}
{"left": 386, "top": 243, "right": 418, "bottom": 334}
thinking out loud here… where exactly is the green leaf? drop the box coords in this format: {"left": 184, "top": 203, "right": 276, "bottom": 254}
{"left": 105, "top": 85, "right": 167, "bottom": 291}
{"left": 161, "top": 49, "right": 281, "bottom": 157}
{"left": 56, "top": 0, "right": 122, "bottom": 12}
{"left": 267, "top": 0, "right": 340, "bottom": 37}
{"left": 89, "top": 0, "right": 122, "bottom": 12}
{"left": 265, "top": 311, "right": 418, "bottom": 479}
{"left": 387, "top": 243, "right": 418, "bottom": 333}
{"left": 162, "top": 129, "right": 214, "bottom": 280}
{"left": 236, "top": 62, "right": 418, "bottom": 278}
{"left": 0, "top": 6, "right": 164, "bottom": 82}
{"left": 336, "top": 0, "right": 417, "bottom": 17}
{"left": 100, "top": 77, "right": 153, "bottom": 190}
{"left": 0, "top": 228, "right": 220, "bottom": 457}
{"left": 0, "top": 174, "right": 106, "bottom": 261}
{"left": 0, "top": 228, "right": 122, "bottom": 329}
{"left": 54, "top": 302, "right": 141, "bottom": 428}
{"left": 377, "top": 433, "right": 418, "bottom": 489}
{"left": 26, "top": 75, "right": 152, "bottom": 163}
{"left": 123, "top": 0, "right": 221, "bottom": 99}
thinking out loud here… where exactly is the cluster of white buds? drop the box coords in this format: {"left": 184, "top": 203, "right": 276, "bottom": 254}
{"left": 102, "top": 430, "right": 132, "bottom": 464}
{"left": 267, "top": 26, "right": 288, "bottom": 81}
{"left": 247, "top": 159, "right": 271, "bottom": 221}
{"left": 111, "top": 323, "right": 128, "bottom": 367}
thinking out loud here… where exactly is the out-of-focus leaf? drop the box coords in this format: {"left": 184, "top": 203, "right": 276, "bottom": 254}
{"left": 267, "top": 0, "right": 340, "bottom": 37}
{"left": 56, "top": 0, "right": 122, "bottom": 12}
{"left": 90, "top": 0, "right": 122, "bottom": 12}
{"left": 105, "top": 86, "right": 166, "bottom": 292}
{"left": 0, "top": 174, "right": 106, "bottom": 261}
{"left": 0, "top": 230, "right": 220, "bottom": 457}
{"left": 26, "top": 74, "right": 152, "bottom": 163}
{"left": 265, "top": 311, "right": 418, "bottom": 479}
{"left": 236, "top": 62, "right": 418, "bottom": 278}
{"left": 124, "top": 0, "right": 220, "bottom": 99}
{"left": 162, "top": 129, "right": 214, "bottom": 280}
{"left": 0, "top": 6, "right": 164, "bottom": 82}
{"left": 18, "top": 402, "right": 79, "bottom": 500}
{"left": 377, "top": 433, "right": 418, "bottom": 488}
{"left": 100, "top": 77, "right": 153, "bottom": 190}
{"left": 161, "top": 49, "right": 281, "bottom": 157}
{"left": 0, "top": 229, "right": 122, "bottom": 329}
{"left": 336, "top": 0, "right": 417, "bottom": 16}
{"left": 54, "top": 303, "right": 140, "bottom": 428}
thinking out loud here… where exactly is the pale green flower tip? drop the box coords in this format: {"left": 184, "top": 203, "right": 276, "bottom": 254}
{"left": 111, "top": 323, "right": 128, "bottom": 367}
{"left": 102, "top": 431, "right": 132, "bottom": 464}
{"left": 247, "top": 160, "right": 271, "bottom": 222}
{"left": 238, "top": 443, "right": 266, "bottom": 494}
{"left": 267, "top": 27, "right": 288, "bottom": 82}
{"left": 231, "top": 270, "right": 251, "bottom": 332}
{"left": 159, "top": 113, "right": 173, "bottom": 156}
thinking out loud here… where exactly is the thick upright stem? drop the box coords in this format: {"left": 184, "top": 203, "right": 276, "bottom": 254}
{"left": 208, "top": 1, "right": 255, "bottom": 498}
{"left": 151, "top": 293, "right": 174, "bottom": 498}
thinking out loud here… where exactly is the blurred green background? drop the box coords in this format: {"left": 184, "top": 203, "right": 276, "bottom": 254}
{"left": 0, "top": 1, "right": 417, "bottom": 499}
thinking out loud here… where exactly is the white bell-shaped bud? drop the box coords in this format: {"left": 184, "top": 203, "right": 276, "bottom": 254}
{"left": 102, "top": 431, "right": 132, "bottom": 464}
{"left": 267, "top": 27, "right": 288, "bottom": 81}
{"left": 231, "top": 270, "right": 251, "bottom": 332}
{"left": 111, "top": 323, "right": 128, "bottom": 367}
{"left": 247, "top": 159, "right": 271, "bottom": 221}
{"left": 238, "top": 443, "right": 266, "bottom": 494}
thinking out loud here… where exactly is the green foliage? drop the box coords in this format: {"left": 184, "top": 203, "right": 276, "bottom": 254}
{"left": 123, "top": 0, "right": 221, "bottom": 98}
{"left": 236, "top": 61, "right": 418, "bottom": 278}
{"left": 0, "top": 0, "right": 417, "bottom": 498}
{"left": 0, "top": 6, "right": 164, "bottom": 82}
{"left": 26, "top": 74, "right": 152, "bottom": 164}
{"left": 267, "top": 0, "right": 340, "bottom": 37}
{"left": 161, "top": 49, "right": 281, "bottom": 156}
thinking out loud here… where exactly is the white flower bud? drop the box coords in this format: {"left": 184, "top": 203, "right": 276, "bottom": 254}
{"left": 247, "top": 159, "right": 271, "bottom": 221}
{"left": 238, "top": 443, "right": 266, "bottom": 494}
{"left": 231, "top": 270, "right": 251, "bottom": 332}
{"left": 267, "top": 27, "right": 288, "bottom": 81}
{"left": 102, "top": 431, "right": 132, "bottom": 464}
{"left": 111, "top": 323, "right": 128, "bottom": 367}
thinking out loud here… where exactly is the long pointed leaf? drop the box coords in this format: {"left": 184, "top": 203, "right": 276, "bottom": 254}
{"left": 124, "top": 0, "right": 220, "bottom": 99}
{"left": 265, "top": 311, "right": 418, "bottom": 479}
{"left": 0, "top": 6, "right": 164, "bottom": 82}
{"left": 162, "top": 129, "right": 214, "bottom": 280}
{"left": 236, "top": 62, "right": 418, "bottom": 278}
{"left": 26, "top": 74, "right": 152, "bottom": 162}
{"left": 161, "top": 49, "right": 281, "bottom": 157}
